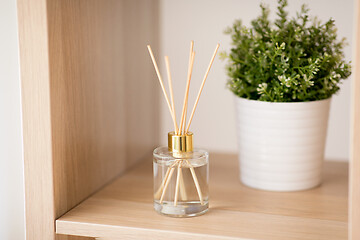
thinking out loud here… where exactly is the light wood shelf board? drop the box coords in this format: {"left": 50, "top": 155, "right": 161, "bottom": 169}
{"left": 56, "top": 154, "right": 348, "bottom": 240}
{"left": 18, "top": 0, "right": 159, "bottom": 239}
{"left": 350, "top": 0, "right": 360, "bottom": 238}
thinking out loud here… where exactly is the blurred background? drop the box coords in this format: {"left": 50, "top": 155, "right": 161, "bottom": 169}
{"left": 159, "top": 0, "right": 353, "bottom": 161}
{"left": 0, "top": 0, "right": 354, "bottom": 239}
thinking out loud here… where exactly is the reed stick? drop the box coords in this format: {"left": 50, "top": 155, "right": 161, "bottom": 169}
{"left": 186, "top": 159, "right": 204, "bottom": 205}
{"left": 149, "top": 41, "right": 213, "bottom": 208}
{"left": 179, "top": 51, "right": 195, "bottom": 134}
{"left": 186, "top": 43, "right": 220, "bottom": 133}
{"left": 179, "top": 41, "right": 194, "bottom": 134}
{"left": 154, "top": 160, "right": 179, "bottom": 199}
{"left": 159, "top": 159, "right": 203, "bottom": 205}
{"left": 147, "top": 45, "right": 178, "bottom": 133}
{"left": 174, "top": 161, "right": 182, "bottom": 206}
{"left": 156, "top": 159, "right": 188, "bottom": 202}
{"left": 179, "top": 167, "right": 187, "bottom": 200}
{"left": 160, "top": 166, "right": 175, "bottom": 203}
{"left": 180, "top": 104, "right": 187, "bottom": 135}
{"left": 182, "top": 41, "right": 195, "bottom": 134}
{"left": 165, "top": 56, "right": 179, "bottom": 134}
{"left": 154, "top": 167, "right": 171, "bottom": 199}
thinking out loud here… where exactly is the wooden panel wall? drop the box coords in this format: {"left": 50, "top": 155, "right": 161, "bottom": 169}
{"left": 350, "top": 0, "right": 360, "bottom": 239}
{"left": 17, "top": 0, "right": 159, "bottom": 239}
{"left": 17, "top": 0, "right": 57, "bottom": 239}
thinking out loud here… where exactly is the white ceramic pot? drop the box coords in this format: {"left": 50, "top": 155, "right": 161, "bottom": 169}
{"left": 235, "top": 97, "right": 331, "bottom": 191}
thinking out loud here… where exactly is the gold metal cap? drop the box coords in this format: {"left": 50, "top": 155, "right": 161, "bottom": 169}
{"left": 168, "top": 132, "right": 193, "bottom": 154}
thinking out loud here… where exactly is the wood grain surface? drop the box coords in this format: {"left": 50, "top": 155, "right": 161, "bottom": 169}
{"left": 350, "top": 0, "right": 360, "bottom": 239}
{"left": 17, "top": 0, "right": 58, "bottom": 239}
{"left": 18, "top": 0, "right": 159, "bottom": 239}
{"left": 56, "top": 153, "right": 348, "bottom": 240}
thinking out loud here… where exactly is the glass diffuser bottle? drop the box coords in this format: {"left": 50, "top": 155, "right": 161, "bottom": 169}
{"left": 153, "top": 132, "right": 209, "bottom": 217}
{"left": 147, "top": 41, "right": 219, "bottom": 217}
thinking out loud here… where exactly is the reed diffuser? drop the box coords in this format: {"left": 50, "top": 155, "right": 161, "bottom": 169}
{"left": 147, "top": 41, "right": 219, "bottom": 217}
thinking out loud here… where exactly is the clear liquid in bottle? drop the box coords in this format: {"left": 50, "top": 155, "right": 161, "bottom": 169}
{"left": 153, "top": 147, "right": 209, "bottom": 217}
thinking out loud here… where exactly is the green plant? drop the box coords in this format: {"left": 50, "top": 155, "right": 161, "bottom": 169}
{"left": 221, "top": 0, "right": 351, "bottom": 102}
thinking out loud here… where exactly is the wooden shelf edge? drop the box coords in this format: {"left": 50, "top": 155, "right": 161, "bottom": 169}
{"left": 56, "top": 210, "right": 347, "bottom": 240}
{"left": 56, "top": 219, "right": 247, "bottom": 240}
{"left": 56, "top": 154, "right": 348, "bottom": 240}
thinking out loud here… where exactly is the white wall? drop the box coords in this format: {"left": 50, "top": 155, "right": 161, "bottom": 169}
{"left": 159, "top": 0, "right": 353, "bottom": 161}
{"left": 0, "top": 0, "right": 25, "bottom": 239}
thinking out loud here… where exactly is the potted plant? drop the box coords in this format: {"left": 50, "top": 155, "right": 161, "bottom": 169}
{"left": 222, "top": 0, "right": 351, "bottom": 191}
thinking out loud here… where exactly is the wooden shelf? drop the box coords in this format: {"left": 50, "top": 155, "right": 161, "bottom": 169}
{"left": 56, "top": 153, "right": 348, "bottom": 240}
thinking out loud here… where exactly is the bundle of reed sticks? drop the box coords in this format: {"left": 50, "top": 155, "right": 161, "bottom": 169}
{"left": 147, "top": 41, "right": 220, "bottom": 206}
